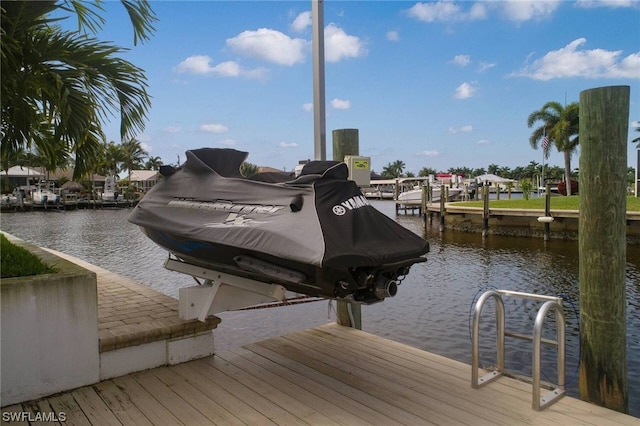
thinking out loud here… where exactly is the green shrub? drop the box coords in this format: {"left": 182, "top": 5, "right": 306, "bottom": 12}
{"left": 1, "top": 234, "right": 56, "bottom": 278}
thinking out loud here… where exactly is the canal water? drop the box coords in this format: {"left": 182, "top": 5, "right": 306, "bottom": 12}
{"left": 1, "top": 201, "right": 638, "bottom": 416}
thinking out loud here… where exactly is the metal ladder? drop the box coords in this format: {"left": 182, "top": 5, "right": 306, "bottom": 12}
{"left": 471, "top": 289, "right": 566, "bottom": 410}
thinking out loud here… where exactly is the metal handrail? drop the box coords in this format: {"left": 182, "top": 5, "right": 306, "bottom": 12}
{"left": 471, "top": 290, "right": 566, "bottom": 410}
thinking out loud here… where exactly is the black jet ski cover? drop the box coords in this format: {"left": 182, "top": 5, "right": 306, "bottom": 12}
{"left": 128, "top": 148, "right": 429, "bottom": 303}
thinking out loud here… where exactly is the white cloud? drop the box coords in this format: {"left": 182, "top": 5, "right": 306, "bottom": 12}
{"left": 387, "top": 30, "right": 400, "bottom": 41}
{"left": 331, "top": 98, "right": 351, "bottom": 110}
{"left": 406, "top": 1, "right": 486, "bottom": 22}
{"left": 453, "top": 82, "right": 476, "bottom": 99}
{"left": 302, "top": 103, "right": 313, "bottom": 112}
{"left": 449, "top": 125, "right": 473, "bottom": 134}
{"left": 291, "top": 11, "right": 312, "bottom": 32}
{"left": 468, "top": 2, "right": 488, "bottom": 20}
{"left": 513, "top": 38, "right": 640, "bottom": 80}
{"left": 406, "top": 1, "right": 461, "bottom": 22}
{"left": 406, "top": 1, "right": 564, "bottom": 23}
{"left": 173, "top": 55, "right": 214, "bottom": 74}
{"left": 219, "top": 139, "right": 236, "bottom": 146}
{"left": 499, "top": 1, "right": 560, "bottom": 21}
{"left": 173, "top": 56, "right": 267, "bottom": 79}
{"left": 450, "top": 54, "right": 471, "bottom": 66}
{"left": 324, "top": 23, "right": 367, "bottom": 62}
{"left": 279, "top": 141, "right": 299, "bottom": 148}
{"left": 478, "top": 62, "right": 496, "bottom": 72}
{"left": 227, "top": 28, "right": 308, "bottom": 66}
{"left": 418, "top": 150, "right": 440, "bottom": 157}
{"left": 476, "top": 139, "right": 490, "bottom": 145}
{"left": 163, "top": 126, "right": 181, "bottom": 134}
{"left": 575, "top": 0, "right": 636, "bottom": 8}
{"left": 200, "top": 123, "right": 229, "bottom": 134}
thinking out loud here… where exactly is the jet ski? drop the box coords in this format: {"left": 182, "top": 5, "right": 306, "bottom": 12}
{"left": 128, "top": 148, "right": 429, "bottom": 304}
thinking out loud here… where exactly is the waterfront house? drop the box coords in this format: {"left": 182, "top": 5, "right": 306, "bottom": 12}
{"left": 128, "top": 170, "right": 159, "bottom": 193}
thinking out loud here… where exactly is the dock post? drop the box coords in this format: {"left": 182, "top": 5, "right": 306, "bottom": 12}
{"left": 439, "top": 185, "right": 445, "bottom": 233}
{"left": 333, "top": 128, "right": 362, "bottom": 330}
{"left": 544, "top": 183, "right": 551, "bottom": 241}
{"left": 578, "top": 85, "right": 629, "bottom": 413}
{"left": 482, "top": 185, "right": 489, "bottom": 237}
{"left": 421, "top": 185, "right": 427, "bottom": 224}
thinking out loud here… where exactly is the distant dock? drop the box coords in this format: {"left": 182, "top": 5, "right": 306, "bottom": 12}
{"left": 396, "top": 199, "right": 640, "bottom": 243}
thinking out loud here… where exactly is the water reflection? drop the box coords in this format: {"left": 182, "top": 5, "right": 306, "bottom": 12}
{"left": 1, "top": 202, "right": 638, "bottom": 416}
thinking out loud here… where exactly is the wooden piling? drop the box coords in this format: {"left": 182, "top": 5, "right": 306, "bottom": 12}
{"left": 333, "top": 129, "right": 362, "bottom": 330}
{"left": 544, "top": 183, "right": 551, "bottom": 241}
{"left": 578, "top": 85, "right": 629, "bottom": 413}
{"left": 439, "top": 185, "right": 445, "bottom": 232}
{"left": 482, "top": 186, "right": 489, "bottom": 237}
{"left": 332, "top": 129, "right": 359, "bottom": 163}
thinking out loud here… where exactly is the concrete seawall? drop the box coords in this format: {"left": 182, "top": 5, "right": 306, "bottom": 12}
{"left": 420, "top": 204, "right": 640, "bottom": 244}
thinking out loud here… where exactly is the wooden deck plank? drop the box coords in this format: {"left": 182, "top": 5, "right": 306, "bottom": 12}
{"left": 130, "top": 371, "right": 211, "bottom": 425}
{"left": 282, "top": 329, "right": 529, "bottom": 425}
{"left": 22, "top": 398, "right": 62, "bottom": 426}
{"left": 110, "top": 375, "right": 183, "bottom": 426}
{"left": 261, "top": 332, "right": 496, "bottom": 426}
{"left": 46, "top": 392, "right": 92, "bottom": 426}
{"left": 293, "top": 327, "right": 558, "bottom": 425}
{"left": 319, "top": 323, "right": 639, "bottom": 426}
{"left": 152, "top": 364, "right": 253, "bottom": 426}
{"left": 196, "top": 358, "right": 316, "bottom": 426}
{"left": 0, "top": 404, "right": 30, "bottom": 425}
{"left": 237, "top": 343, "right": 429, "bottom": 426}
{"left": 69, "top": 387, "right": 122, "bottom": 426}
{"left": 7, "top": 323, "right": 639, "bottom": 426}
{"left": 92, "top": 381, "right": 153, "bottom": 426}
{"left": 224, "top": 346, "right": 405, "bottom": 426}
{"left": 176, "top": 359, "right": 308, "bottom": 425}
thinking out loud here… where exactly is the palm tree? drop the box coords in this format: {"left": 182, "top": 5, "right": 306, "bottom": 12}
{"left": 103, "top": 141, "right": 125, "bottom": 177}
{"left": 527, "top": 101, "right": 579, "bottom": 195}
{"left": 121, "top": 138, "right": 148, "bottom": 183}
{"left": 1, "top": 1, "right": 156, "bottom": 179}
{"left": 419, "top": 167, "right": 437, "bottom": 177}
{"left": 144, "top": 156, "right": 164, "bottom": 171}
{"left": 382, "top": 160, "right": 405, "bottom": 178}
{"left": 240, "top": 162, "right": 259, "bottom": 177}
{"left": 632, "top": 122, "right": 640, "bottom": 148}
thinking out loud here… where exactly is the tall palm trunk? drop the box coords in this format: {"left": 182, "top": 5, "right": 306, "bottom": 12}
{"left": 564, "top": 150, "right": 572, "bottom": 196}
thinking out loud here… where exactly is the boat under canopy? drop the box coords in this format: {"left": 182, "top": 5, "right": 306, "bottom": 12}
{"left": 128, "top": 148, "right": 429, "bottom": 305}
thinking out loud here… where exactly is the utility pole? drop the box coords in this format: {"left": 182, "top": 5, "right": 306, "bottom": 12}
{"left": 312, "top": 0, "right": 326, "bottom": 161}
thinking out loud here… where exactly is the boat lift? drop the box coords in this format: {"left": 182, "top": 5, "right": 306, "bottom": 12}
{"left": 165, "top": 257, "right": 287, "bottom": 322}
{"left": 471, "top": 289, "right": 566, "bottom": 410}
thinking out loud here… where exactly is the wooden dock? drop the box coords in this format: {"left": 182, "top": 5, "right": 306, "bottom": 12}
{"left": 2, "top": 322, "right": 638, "bottom": 425}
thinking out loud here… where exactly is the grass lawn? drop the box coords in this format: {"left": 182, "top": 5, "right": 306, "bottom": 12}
{"left": 452, "top": 195, "right": 640, "bottom": 211}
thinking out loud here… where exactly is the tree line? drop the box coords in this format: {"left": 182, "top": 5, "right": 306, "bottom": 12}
{"left": 1, "top": 1, "right": 156, "bottom": 180}
{"left": 380, "top": 106, "right": 640, "bottom": 193}
{"left": 1, "top": 1, "right": 638, "bottom": 193}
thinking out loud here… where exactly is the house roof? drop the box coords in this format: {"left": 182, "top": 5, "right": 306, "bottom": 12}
{"left": 129, "top": 170, "right": 158, "bottom": 181}
{"left": 475, "top": 173, "right": 516, "bottom": 183}
{"left": 0, "top": 166, "right": 45, "bottom": 177}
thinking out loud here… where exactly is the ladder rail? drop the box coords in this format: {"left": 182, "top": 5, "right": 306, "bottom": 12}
{"left": 532, "top": 300, "right": 566, "bottom": 410}
{"left": 471, "top": 289, "right": 567, "bottom": 411}
{"left": 471, "top": 290, "right": 505, "bottom": 389}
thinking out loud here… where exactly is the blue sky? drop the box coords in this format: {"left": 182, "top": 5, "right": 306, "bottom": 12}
{"left": 93, "top": 1, "right": 639, "bottom": 174}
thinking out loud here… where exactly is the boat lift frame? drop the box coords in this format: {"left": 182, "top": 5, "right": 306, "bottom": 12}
{"left": 471, "top": 289, "right": 566, "bottom": 411}
{"left": 164, "top": 257, "right": 287, "bottom": 322}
